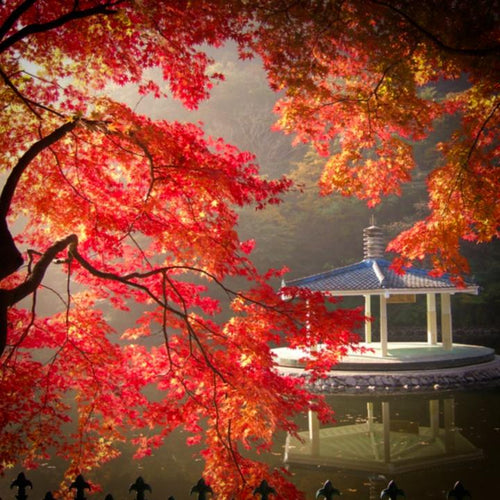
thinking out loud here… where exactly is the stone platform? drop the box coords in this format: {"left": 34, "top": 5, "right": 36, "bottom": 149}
{"left": 273, "top": 343, "right": 500, "bottom": 393}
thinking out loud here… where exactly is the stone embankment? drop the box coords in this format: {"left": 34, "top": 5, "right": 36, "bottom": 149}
{"left": 277, "top": 327, "right": 500, "bottom": 394}
{"left": 302, "top": 357, "right": 500, "bottom": 394}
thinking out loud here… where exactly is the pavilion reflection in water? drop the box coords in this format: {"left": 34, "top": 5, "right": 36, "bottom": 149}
{"left": 284, "top": 397, "right": 483, "bottom": 474}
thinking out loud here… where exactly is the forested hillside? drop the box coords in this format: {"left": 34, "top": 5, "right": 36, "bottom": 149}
{"left": 137, "top": 47, "right": 498, "bottom": 329}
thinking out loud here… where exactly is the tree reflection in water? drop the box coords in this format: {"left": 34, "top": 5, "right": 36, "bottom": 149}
{"left": 0, "top": 389, "right": 498, "bottom": 498}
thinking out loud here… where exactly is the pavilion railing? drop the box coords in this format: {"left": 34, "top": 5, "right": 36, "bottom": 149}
{"left": 5, "top": 472, "right": 473, "bottom": 499}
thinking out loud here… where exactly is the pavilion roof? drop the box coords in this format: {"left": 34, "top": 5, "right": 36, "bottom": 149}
{"left": 284, "top": 258, "right": 479, "bottom": 296}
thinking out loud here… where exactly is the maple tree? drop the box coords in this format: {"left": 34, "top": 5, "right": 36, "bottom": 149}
{"left": 0, "top": 1, "right": 498, "bottom": 498}
{"left": 256, "top": 0, "right": 499, "bottom": 277}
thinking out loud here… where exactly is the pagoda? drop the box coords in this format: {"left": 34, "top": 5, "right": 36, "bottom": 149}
{"left": 283, "top": 224, "right": 479, "bottom": 357}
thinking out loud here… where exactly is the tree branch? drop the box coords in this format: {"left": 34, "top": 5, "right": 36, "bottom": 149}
{"left": 0, "top": 2, "right": 122, "bottom": 54}
{"left": 0, "top": 0, "right": 36, "bottom": 41}
{"left": 0, "top": 119, "right": 80, "bottom": 281}
{"left": 370, "top": 0, "right": 500, "bottom": 57}
{"left": 0, "top": 65, "right": 43, "bottom": 118}
{"left": 0, "top": 66, "right": 67, "bottom": 119}
{"left": 3, "top": 234, "right": 78, "bottom": 307}
{"left": 0, "top": 119, "right": 80, "bottom": 220}
{"left": 0, "top": 234, "right": 77, "bottom": 356}
{"left": 464, "top": 100, "right": 500, "bottom": 169}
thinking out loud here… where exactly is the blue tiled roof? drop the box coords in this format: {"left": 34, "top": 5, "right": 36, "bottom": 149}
{"left": 284, "top": 259, "right": 478, "bottom": 294}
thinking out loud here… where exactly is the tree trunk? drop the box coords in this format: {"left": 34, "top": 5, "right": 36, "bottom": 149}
{"left": 0, "top": 218, "right": 23, "bottom": 281}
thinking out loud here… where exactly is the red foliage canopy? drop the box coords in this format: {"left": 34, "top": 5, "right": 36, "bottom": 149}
{"left": 0, "top": 1, "right": 497, "bottom": 497}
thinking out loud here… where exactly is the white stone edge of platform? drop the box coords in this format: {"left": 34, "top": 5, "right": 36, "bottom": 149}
{"left": 273, "top": 343, "right": 493, "bottom": 363}
{"left": 276, "top": 355, "right": 500, "bottom": 394}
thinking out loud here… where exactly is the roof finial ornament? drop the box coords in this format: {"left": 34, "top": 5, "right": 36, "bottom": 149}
{"left": 370, "top": 213, "right": 376, "bottom": 227}
{"left": 363, "top": 222, "right": 385, "bottom": 259}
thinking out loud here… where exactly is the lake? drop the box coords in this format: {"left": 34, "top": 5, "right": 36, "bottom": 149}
{"left": 2, "top": 386, "right": 499, "bottom": 498}
{"left": 283, "top": 387, "right": 500, "bottom": 498}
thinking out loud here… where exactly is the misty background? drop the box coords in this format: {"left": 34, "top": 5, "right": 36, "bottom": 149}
{"left": 23, "top": 42, "right": 487, "bottom": 344}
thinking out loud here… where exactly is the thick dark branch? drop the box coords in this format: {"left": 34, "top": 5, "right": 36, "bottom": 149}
{"left": 0, "top": 0, "right": 36, "bottom": 41}
{"left": 3, "top": 234, "right": 78, "bottom": 307}
{"left": 0, "top": 119, "right": 80, "bottom": 282}
{"left": 0, "top": 2, "right": 121, "bottom": 54}
{"left": 370, "top": 0, "right": 500, "bottom": 57}
{"left": 68, "top": 243, "right": 165, "bottom": 307}
{"left": 69, "top": 244, "right": 281, "bottom": 338}
{"left": 0, "top": 233, "right": 289, "bottom": 358}
{"left": 0, "top": 119, "right": 79, "bottom": 220}
{"left": 70, "top": 243, "right": 229, "bottom": 382}
{"left": 0, "top": 234, "right": 77, "bottom": 356}
{"left": 0, "top": 219, "right": 23, "bottom": 280}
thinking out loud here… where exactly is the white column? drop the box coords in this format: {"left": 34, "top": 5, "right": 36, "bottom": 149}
{"left": 308, "top": 410, "right": 320, "bottom": 456}
{"left": 364, "top": 294, "right": 372, "bottom": 343}
{"left": 382, "top": 401, "right": 391, "bottom": 463}
{"left": 426, "top": 293, "right": 438, "bottom": 345}
{"left": 367, "top": 402, "right": 380, "bottom": 461}
{"left": 441, "top": 293, "right": 453, "bottom": 350}
{"left": 367, "top": 401, "right": 374, "bottom": 431}
{"left": 380, "top": 294, "right": 388, "bottom": 356}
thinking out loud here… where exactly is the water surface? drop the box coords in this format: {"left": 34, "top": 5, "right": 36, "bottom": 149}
{"left": 2, "top": 387, "right": 499, "bottom": 498}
